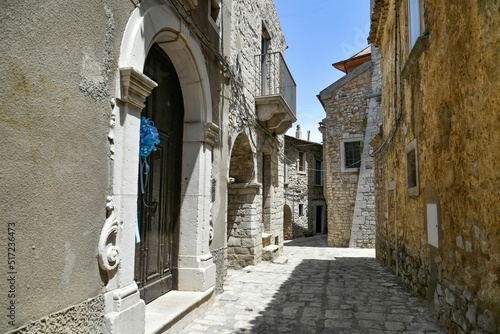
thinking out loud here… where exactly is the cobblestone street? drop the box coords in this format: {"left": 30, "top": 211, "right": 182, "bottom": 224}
{"left": 179, "top": 235, "right": 446, "bottom": 334}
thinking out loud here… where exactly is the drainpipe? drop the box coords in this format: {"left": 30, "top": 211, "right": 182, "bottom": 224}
{"left": 292, "top": 193, "right": 295, "bottom": 237}
{"left": 393, "top": 0, "right": 400, "bottom": 121}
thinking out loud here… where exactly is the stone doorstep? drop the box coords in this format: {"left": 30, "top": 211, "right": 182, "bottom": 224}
{"left": 145, "top": 288, "right": 215, "bottom": 334}
{"left": 262, "top": 245, "right": 280, "bottom": 261}
{"left": 263, "top": 244, "right": 279, "bottom": 253}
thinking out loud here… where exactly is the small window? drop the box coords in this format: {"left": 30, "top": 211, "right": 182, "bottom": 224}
{"left": 315, "top": 159, "right": 322, "bottom": 185}
{"left": 406, "top": 139, "right": 419, "bottom": 196}
{"left": 211, "top": 179, "right": 216, "bottom": 202}
{"left": 407, "top": 150, "right": 417, "bottom": 188}
{"left": 298, "top": 152, "right": 305, "bottom": 172}
{"left": 209, "top": 0, "right": 221, "bottom": 28}
{"left": 344, "top": 141, "right": 362, "bottom": 169}
{"left": 284, "top": 159, "right": 288, "bottom": 185}
{"left": 298, "top": 204, "right": 304, "bottom": 216}
{"left": 408, "top": 0, "right": 421, "bottom": 49}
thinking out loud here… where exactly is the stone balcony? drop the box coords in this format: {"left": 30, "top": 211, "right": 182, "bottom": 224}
{"left": 254, "top": 52, "right": 297, "bottom": 134}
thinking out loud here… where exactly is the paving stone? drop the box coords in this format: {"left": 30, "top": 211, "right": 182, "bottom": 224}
{"left": 385, "top": 321, "right": 406, "bottom": 331}
{"left": 179, "top": 235, "right": 446, "bottom": 334}
{"left": 358, "top": 319, "right": 384, "bottom": 329}
{"left": 324, "top": 318, "right": 354, "bottom": 328}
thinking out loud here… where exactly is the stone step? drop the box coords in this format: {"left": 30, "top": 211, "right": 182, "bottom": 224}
{"left": 272, "top": 256, "right": 288, "bottom": 264}
{"left": 262, "top": 245, "right": 280, "bottom": 261}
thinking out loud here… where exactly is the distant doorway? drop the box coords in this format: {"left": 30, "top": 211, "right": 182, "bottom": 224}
{"left": 283, "top": 204, "right": 292, "bottom": 240}
{"left": 227, "top": 133, "right": 258, "bottom": 268}
{"left": 315, "top": 205, "right": 324, "bottom": 234}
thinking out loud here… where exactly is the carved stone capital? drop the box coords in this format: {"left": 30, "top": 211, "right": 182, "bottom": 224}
{"left": 204, "top": 122, "right": 220, "bottom": 147}
{"left": 184, "top": 121, "right": 220, "bottom": 147}
{"left": 119, "top": 67, "right": 157, "bottom": 110}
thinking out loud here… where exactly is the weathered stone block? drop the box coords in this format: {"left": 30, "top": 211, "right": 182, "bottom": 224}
{"left": 477, "top": 310, "right": 496, "bottom": 333}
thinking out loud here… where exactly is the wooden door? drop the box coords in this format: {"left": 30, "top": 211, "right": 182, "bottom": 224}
{"left": 134, "top": 44, "right": 184, "bottom": 303}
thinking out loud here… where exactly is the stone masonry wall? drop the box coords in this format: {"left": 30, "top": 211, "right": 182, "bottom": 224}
{"left": 284, "top": 135, "right": 324, "bottom": 238}
{"left": 227, "top": 0, "right": 286, "bottom": 124}
{"left": 371, "top": 1, "right": 500, "bottom": 332}
{"left": 284, "top": 137, "right": 309, "bottom": 237}
{"left": 225, "top": 0, "right": 287, "bottom": 267}
{"left": 226, "top": 183, "right": 262, "bottom": 269}
{"left": 349, "top": 47, "right": 382, "bottom": 248}
{"left": 320, "top": 63, "right": 372, "bottom": 247}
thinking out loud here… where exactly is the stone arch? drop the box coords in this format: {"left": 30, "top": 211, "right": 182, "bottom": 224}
{"left": 226, "top": 132, "right": 261, "bottom": 268}
{"left": 229, "top": 133, "right": 255, "bottom": 183}
{"left": 118, "top": 3, "right": 212, "bottom": 124}
{"left": 283, "top": 204, "right": 293, "bottom": 240}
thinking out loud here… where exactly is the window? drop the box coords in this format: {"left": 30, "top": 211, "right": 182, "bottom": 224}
{"left": 315, "top": 159, "right": 322, "bottom": 185}
{"left": 298, "top": 204, "right": 304, "bottom": 216}
{"left": 261, "top": 24, "right": 271, "bottom": 95}
{"left": 407, "top": 150, "right": 417, "bottom": 188}
{"left": 284, "top": 159, "right": 288, "bottom": 185}
{"left": 298, "top": 152, "right": 305, "bottom": 172}
{"left": 406, "top": 139, "right": 419, "bottom": 196}
{"left": 344, "top": 141, "right": 362, "bottom": 169}
{"left": 208, "top": 0, "right": 221, "bottom": 29}
{"left": 211, "top": 179, "right": 216, "bottom": 202}
{"left": 408, "top": 0, "right": 422, "bottom": 49}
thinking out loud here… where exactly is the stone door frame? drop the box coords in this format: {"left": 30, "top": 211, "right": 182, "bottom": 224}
{"left": 100, "top": 2, "right": 219, "bottom": 332}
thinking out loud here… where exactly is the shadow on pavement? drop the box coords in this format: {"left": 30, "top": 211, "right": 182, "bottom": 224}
{"left": 283, "top": 234, "right": 330, "bottom": 248}
{"left": 235, "top": 257, "right": 444, "bottom": 334}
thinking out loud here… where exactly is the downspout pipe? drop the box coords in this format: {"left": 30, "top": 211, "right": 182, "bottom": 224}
{"left": 393, "top": 0, "right": 399, "bottom": 121}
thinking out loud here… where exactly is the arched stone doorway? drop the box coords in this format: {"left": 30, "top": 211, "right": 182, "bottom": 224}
{"left": 103, "top": 2, "right": 219, "bottom": 332}
{"left": 283, "top": 204, "right": 293, "bottom": 240}
{"left": 227, "top": 132, "right": 261, "bottom": 269}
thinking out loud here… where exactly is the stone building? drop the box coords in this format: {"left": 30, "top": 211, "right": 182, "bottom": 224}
{"left": 283, "top": 126, "right": 326, "bottom": 239}
{"left": 318, "top": 46, "right": 381, "bottom": 248}
{"left": 369, "top": 0, "right": 500, "bottom": 332}
{"left": 1, "top": 0, "right": 294, "bottom": 333}
{"left": 225, "top": 0, "right": 296, "bottom": 268}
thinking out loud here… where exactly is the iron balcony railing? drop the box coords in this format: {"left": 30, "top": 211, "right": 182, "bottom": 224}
{"left": 254, "top": 52, "right": 297, "bottom": 117}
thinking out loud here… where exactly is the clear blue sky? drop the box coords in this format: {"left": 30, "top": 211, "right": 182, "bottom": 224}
{"left": 274, "top": 0, "right": 371, "bottom": 143}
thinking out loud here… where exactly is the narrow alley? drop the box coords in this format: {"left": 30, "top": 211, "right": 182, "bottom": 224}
{"left": 179, "top": 235, "right": 446, "bottom": 334}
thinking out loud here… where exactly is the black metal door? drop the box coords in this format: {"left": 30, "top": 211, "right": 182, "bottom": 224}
{"left": 135, "top": 44, "right": 184, "bottom": 304}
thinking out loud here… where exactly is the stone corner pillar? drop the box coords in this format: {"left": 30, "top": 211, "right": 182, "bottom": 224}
{"left": 177, "top": 121, "right": 220, "bottom": 291}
